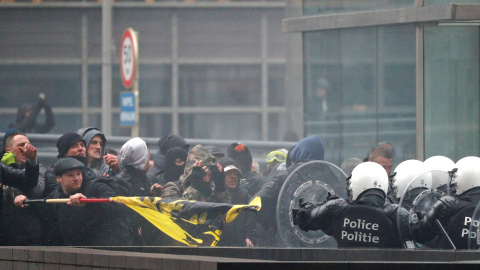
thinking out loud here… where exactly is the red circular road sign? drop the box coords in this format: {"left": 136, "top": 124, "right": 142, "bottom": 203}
{"left": 120, "top": 28, "right": 138, "bottom": 89}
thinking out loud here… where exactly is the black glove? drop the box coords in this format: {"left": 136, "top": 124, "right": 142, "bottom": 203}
{"left": 423, "top": 195, "right": 456, "bottom": 226}
{"left": 292, "top": 198, "right": 315, "bottom": 231}
{"left": 211, "top": 166, "right": 225, "bottom": 192}
{"left": 190, "top": 166, "right": 212, "bottom": 197}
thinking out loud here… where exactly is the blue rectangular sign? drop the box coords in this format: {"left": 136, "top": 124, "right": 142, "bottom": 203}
{"left": 120, "top": 92, "right": 136, "bottom": 126}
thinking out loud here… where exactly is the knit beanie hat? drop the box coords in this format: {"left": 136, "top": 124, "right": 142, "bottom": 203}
{"left": 118, "top": 137, "right": 149, "bottom": 170}
{"left": 227, "top": 142, "right": 252, "bottom": 174}
{"left": 56, "top": 132, "right": 86, "bottom": 159}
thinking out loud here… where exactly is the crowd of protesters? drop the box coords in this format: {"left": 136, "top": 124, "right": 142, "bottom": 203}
{"left": 1, "top": 127, "right": 480, "bottom": 250}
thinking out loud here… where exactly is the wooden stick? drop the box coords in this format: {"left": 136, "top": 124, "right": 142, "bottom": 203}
{"left": 24, "top": 198, "right": 111, "bottom": 204}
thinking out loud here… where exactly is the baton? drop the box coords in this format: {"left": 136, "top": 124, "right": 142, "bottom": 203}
{"left": 435, "top": 219, "right": 456, "bottom": 250}
{"left": 24, "top": 198, "right": 111, "bottom": 204}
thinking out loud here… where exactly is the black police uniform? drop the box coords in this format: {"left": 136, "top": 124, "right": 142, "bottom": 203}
{"left": 294, "top": 189, "right": 406, "bottom": 248}
{"left": 417, "top": 187, "right": 480, "bottom": 249}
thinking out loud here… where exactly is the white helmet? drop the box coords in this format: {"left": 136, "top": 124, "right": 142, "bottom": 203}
{"left": 423, "top": 155, "right": 455, "bottom": 189}
{"left": 451, "top": 156, "right": 480, "bottom": 195}
{"left": 423, "top": 155, "right": 455, "bottom": 172}
{"left": 348, "top": 162, "right": 389, "bottom": 202}
{"left": 392, "top": 159, "right": 429, "bottom": 199}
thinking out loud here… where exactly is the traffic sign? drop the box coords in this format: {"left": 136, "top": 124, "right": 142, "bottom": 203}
{"left": 120, "top": 28, "right": 138, "bottom": 89}
{"left": 120, "top": 92, "right": 137, "bottom": 126}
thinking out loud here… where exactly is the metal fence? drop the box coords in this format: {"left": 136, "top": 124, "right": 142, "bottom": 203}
{"left": 5, "top": 133, "right": 296, "bottom": 169}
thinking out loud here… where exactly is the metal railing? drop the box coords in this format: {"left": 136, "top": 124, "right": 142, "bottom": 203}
{"left": 3, "top": 133, "right": 296, "bottom": 168}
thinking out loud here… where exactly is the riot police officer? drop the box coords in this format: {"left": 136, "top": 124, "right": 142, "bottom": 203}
{"left": 292, "top": 162, "right": 408, "bottom": 248}
{"left": 414, "top": 156, "right": 480, "bottom": 249}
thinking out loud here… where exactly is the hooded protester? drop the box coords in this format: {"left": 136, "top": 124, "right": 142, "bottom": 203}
{"left": 149, "top": 134, "right": 189, "bottom": 183}
{"left": 77, "top": 127, "right": 111, "bottom": 176}
{"left": 114, "top": 137, "right": 167, "bottom": 245}
{"left": 114, "top": 137, "right": 154, "bottom": 196}
{"left": 227, "top": 143, "right": 266, "bottom": 199}
{"left": 161, "top": 144, "right": 223, "bottom": 202}
{"left": 157, "top": 147, "right": 188, "bottom": 186}
{"left": 249, "top": 135, "right": 326, "bottom": 246}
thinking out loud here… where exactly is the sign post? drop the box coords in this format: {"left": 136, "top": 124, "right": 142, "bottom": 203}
{"left": 120, "top": 28, "right": 139, "bottom": 137}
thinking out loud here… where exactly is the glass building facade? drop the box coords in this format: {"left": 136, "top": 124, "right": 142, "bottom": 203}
{"left": 286, "top": 0, "right": 480, "bottom": 166}
{"left": 0, "top": 1, "right": 287, "bottom": 141}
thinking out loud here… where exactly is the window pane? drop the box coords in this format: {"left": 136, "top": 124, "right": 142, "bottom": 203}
{"left": 179, "top": 65, "right": 261, "bottom": 107}
{"left": 304, "top": 25, "right": 416, "bottom": 166}
{"left": 179, "top": 113, "right": 261, "bottom": 140}
{"left": 113, "top": 9, "right": 172, "bottom": 59}
{"left": 424, "top": 26, "right": 480, "bottom": 161}
{"left": 269, "top": 65, "right": 285, "bottom": 106}
{"left": 51, "top": 114, "right": 82, "bottom": 135}
{"left": 0, "top": 10, "right": 82, "bottom": 59}
{"left": 303, "top": 0, "right": 415, "bottom": 16}
{"left": 109, "top": 64, "right": 172, "bottom": 107}
{"left": 0, "top": 65, "right": 81, "bottom": 108}
{"left": 178, "top": 10, "right": 261, "bottom": 59}
{"left": 424, "top": 0, "right": 480, "bottom": 6}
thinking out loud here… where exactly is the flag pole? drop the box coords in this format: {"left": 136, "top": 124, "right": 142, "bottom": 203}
{"left": 24, "top": 198, "right": 111, "bottom": 204}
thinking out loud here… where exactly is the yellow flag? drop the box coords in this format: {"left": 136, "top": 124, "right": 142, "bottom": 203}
{"left": 110, "top": 196, "right": 261, "bottom": 246}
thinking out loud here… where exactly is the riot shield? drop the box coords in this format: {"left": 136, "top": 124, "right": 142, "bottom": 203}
{"left": 468, "top": 201, "right": 480, "bottom": 249}
{"left": 397, "top": 170, "right": 450, "bottom": 248}
{"left": 276, "top": 160, "right": 347, "bottom": 247}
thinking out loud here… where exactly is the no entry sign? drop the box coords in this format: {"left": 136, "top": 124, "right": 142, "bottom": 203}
{"left": 120, "top": 28, "right": 138, "bottom": 89}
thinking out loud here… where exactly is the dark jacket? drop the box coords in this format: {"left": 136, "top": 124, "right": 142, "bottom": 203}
{"left": 0, "top": 159, "right": 39, "bottom": 191}
{"left": 114, "top": 165, "right": 152, "bottom": 197}
{"left": 420, "top": 188, "right": 480, "bottom": 249}
{"left": 0, "top": 159, "right": 39, "bottom": 211}
{"left": 239, "top": 171, "right": 266, "bottom": 199}
{"left": 10, "top": 99, "right": 55, "bottom": 134}
{"left": 295, "top": 190, "right": 405, "bottom": 248}
{"left": 47, "top": 177, "right": 134, "bottom": 246}
{"left": 114, "top": 165, "right": 167, "bottom": 246}
{"left": 44, "top": 159, "right": 102, "bottom": 197}
{"left": 216, "top": 187, "right": 255, "bottom": 247}
{"left": 0, "top": 163, "right": 46, "bottom": 246}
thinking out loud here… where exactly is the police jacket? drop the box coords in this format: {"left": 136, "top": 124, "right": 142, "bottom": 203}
{"left": 421, "top": 188, "right": 480, "bottom": 249}
{"left": 296, "top": 189, "right": 405, "bottom": 248}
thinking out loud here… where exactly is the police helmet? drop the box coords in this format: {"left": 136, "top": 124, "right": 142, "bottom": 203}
{"left": 423, "top": 155, "right": 455, "bottom": 189}
{"left": 451, "top": 156, "right": 480, "bottom": 195}
{"left": 348, "top": 162, "right": 389, "bottom": 202}
{"left": 391, "top": 159, "right": 430, "bottom": 199}
{"left": 423, "top": 155, "right": 455, "bottom": 172}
